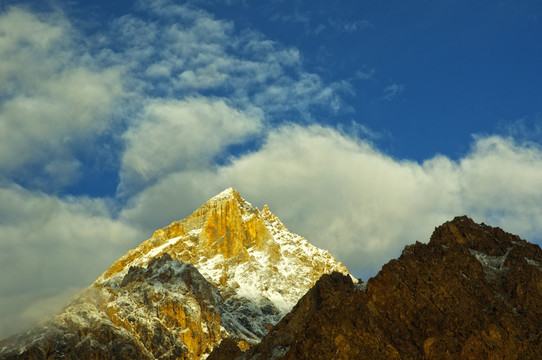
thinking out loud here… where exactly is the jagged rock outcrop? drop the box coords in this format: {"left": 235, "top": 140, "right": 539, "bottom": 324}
{"left": 223, "top": 216, "right": 542, "bottom": 360}
{"left": 0, "top": 188, "right": 350, "bottom": 360}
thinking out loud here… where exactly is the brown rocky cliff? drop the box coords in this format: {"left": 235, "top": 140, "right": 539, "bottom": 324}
{"left": 221, "top": 216, "right": 542, "bottom": 360}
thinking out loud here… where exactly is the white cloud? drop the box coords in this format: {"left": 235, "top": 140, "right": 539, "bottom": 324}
{"left": 330, "top": 19, "right": 373, "bottom": 33}
{"left": 120, "top": 98, "right": 263, "bottom": 193}
{"left": 355, "top": 68, "right": 375, "bottom": 80}
{"left": 225, "top": 129, "right": 542, "bottom": 277}
{"left": 178, "top": 64, "right": 229, "bottom": 89}
{"left": 0, "top": 7, "right": 65, "bottom": 83}
{"left": 459, "top": 136, "right": 542, "bottom": 237}
{"left": 0, "top": 7, "right": 126, "bottom": 188}
{"left": 120, "top": 125, "right": 542, "bottom": 281}
{"left": 0, "top": 185, "right": 143, "bottom": 339}
{"left": 220, "top": 125, "right": 461, "bottom": 269}
{"left": 0, "top": 286, "right": 82, "bottom": 341}
{"left": 120, "top": 168, "right": 223, "bottom": 231}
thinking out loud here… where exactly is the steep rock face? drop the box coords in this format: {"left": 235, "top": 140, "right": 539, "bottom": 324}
{"left": 0, "top": 188, "right": 350, "bottom": 359}
{"left": 228, "top": 216, "right": 542, "bottom": 360}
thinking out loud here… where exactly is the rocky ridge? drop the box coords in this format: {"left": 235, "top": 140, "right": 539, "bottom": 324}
{"left": 221, "top": 216, "right": 542, "bottom": 359}
{"left": 0, "top": 188, "right": 350, "bottom": 360}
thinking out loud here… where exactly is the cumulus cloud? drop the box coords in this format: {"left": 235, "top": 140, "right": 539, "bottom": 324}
{"left": 0, "top": 185, "right": 143, "bottom": 338}
{"left": 458, "top": 136, "right": 542, "bottom": 237}
{"left": 225, "top": 129, "right": 542, "bottom": 276}
{"left": 120, "top": 125, "right": 542, "bottom": 280}
{"left": 0, "top": 7, "right": 126, "bottom": 188}
{"left": 220, "top": 126, "right": 461, "bottom": 272}
{"left": 120, "top": 98, "right": 263, "bottom": 193}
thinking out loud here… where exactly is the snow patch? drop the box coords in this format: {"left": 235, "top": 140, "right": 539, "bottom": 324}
{"left": 270, "top": 345, "right": 291, "bottom": 359}
{"left": 211, "top": 187, "right": 237, "bottom": 201}
{"left": 354, "top": 282, "right": 367, "bottom": 292}
{"left": 189, "top": 228, "right": 202, "bottom": 236}
{"left": 469, "top": 249, "right": 510, "bottom": 281}
{"left": 139, "top": 235, "right": 184, "bottom": 265}
{"left": 525, "top": 257, "right": 542, "bottom": 272}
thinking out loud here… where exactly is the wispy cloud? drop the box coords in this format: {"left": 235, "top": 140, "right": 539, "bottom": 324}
{"left": 270, "top": 11, "right": 312, "bottom": 33}
{"left": 329, "top": 19, "right": 373, "bottom": 33}
{"left": 355, "top": 68, "right": 375, "bottom": 80}
{"left": 104, "top": 2, "right": 346, "bottom": 119}
{"left": 271, "top": 8, "right": 372, "bottom": 36}
{"left": 382, "top": 83, "right": 405, "bottom": 100}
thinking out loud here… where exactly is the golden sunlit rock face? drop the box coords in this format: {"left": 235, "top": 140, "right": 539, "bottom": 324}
{"left": 103, "top": 189, "right": 282, "bottom": 282}
{"left": 1, "top": 188, "right": 350, "bottom": 360}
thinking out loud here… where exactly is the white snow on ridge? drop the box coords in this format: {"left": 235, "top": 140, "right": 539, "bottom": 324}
{"left": 525, "top": 257, "right": 542, "bottom": 272}
{"left": 140, "top": 235, "right": 184, "bottom": 264}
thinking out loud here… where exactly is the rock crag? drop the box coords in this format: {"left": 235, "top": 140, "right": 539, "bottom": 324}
{"left": 223, "top": 216, "right": 542, "bottom": 359}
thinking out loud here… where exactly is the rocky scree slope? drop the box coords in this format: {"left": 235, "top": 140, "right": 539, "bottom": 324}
{"left": 219, "top": 216, "right": 542, "bottom": 360}
{"left": 0, "top": 188, "right": 350, "bottom": 360}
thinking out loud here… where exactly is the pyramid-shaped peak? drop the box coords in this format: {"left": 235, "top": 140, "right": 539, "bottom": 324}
{"left": 99, "top": 187, "right": 350, "bottom": 297}
{"left": 209, "top": 187, "right": 251, "bottom": 206}
{"left": 212, "top": 187, "right": 240, "bottom": 199}
{"left": 429, "top": 215, "right": 525, "bottom": 254}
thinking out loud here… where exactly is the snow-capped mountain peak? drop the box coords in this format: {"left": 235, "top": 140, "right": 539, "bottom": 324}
{"left": 1, "top": 188, "right": 351, "bottom": 360}
{"left": 96, "top": 188, "right": 350, "bottom": 352}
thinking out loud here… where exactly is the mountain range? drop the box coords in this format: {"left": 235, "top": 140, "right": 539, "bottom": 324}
{"left": 1, "top": 189, "right": 542, "bottom": 359}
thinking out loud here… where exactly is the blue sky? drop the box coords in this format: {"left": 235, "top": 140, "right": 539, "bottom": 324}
{"left": 1, "top": 0, "right": 542, "bottom": 338}
{"left": 192, "top": 0, "right": 542, "bottom": 160}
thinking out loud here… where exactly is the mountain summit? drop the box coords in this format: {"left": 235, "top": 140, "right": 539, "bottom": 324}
{"left": 100, "top": 187, "right": 348, "bottom": 310}
{"left": 0, "top": 188, "right": 350, "bottom": 360}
